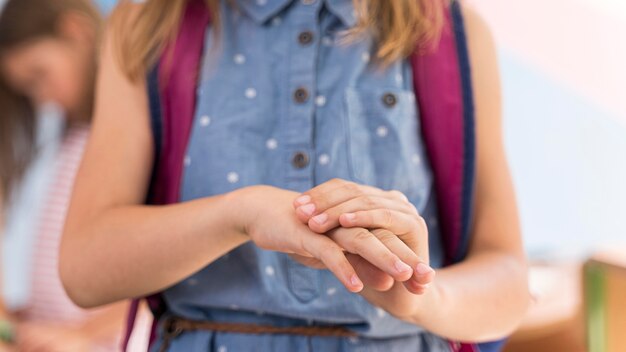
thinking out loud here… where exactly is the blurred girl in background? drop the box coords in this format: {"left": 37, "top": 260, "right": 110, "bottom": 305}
{"left": 0, "top": 0, "right": 130, "bottom": 350}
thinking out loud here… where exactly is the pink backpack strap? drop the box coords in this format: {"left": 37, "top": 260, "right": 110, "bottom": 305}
{"left": 410, "top": 0, "right": 475, "bottom": 266}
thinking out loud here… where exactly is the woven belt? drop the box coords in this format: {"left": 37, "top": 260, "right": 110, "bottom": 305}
{"left": 159, "top": 317, "right": 358, "bottom": 352}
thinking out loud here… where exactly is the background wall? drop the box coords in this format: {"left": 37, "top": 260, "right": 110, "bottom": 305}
{"left": 468, "top": 0, "right": 626, "bottom": 257}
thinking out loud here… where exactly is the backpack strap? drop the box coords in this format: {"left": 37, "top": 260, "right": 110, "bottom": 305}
{"left": 410, "top": 0, "right": 475, "bottom": 266}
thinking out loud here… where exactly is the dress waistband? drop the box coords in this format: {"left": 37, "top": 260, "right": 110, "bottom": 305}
{"left": 158, "top": 316, "right": 358, "bottom": 352}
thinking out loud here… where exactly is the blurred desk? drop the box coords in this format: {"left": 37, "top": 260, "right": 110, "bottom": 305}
{"left": 504, "top": 261, "right": 586, "bottom": 352}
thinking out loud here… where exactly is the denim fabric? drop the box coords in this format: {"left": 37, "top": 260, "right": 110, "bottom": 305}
{"left": 157, "top": 0, "right": 448, "bottom": 350}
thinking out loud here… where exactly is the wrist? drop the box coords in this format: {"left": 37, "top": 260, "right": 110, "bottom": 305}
{"left": 408, "top": 278, "right": 446, "bottom": 326}
{"left": 222, "top": 186, "right": 261, "bottom": 240}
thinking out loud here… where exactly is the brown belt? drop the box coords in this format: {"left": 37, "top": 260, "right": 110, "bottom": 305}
{"left": 159, "top": 317, "right": 358, "bottom": 352}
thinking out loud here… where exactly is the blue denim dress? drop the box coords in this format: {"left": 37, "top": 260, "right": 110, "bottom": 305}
{"left": 153, "top": 0, "right": 449, "bottom": 351}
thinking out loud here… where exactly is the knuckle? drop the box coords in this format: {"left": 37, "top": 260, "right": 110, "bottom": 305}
{"left": 358, "top": 195, "right": 377, "bottom": 208}
{"left": 343, "top": 182, "right": 362, "bottom": 195}
{"left": 329, "top": 178, "right": 344, "bottom": 187}
{"left": 389, "top": 190, "right": 408, "bottom": 202}
{"left": 382, "top": 209, "right": 394, "bottom": 228}
{"left": 350, "top": 230, "right": 373, "bottom": 252}
{"left": 377, "top": 230, "right": 397, "bottom": 246}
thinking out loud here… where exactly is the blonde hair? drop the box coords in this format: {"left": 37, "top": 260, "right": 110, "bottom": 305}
{"left": 114, "top": 0, "right": 444, "bottom": 82}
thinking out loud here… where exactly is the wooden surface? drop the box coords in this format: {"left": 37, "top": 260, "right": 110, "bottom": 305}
{"left": 503, "top": 262, "right": 586, "bottom": 352}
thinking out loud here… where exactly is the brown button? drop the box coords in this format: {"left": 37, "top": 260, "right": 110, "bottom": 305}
{"left": 292, "top": 151, "right": 310, "bottom": 169}
{"left": 298, "top": 31, "right": 314, "bottom": 46}
{"left": 294, "top": 87, "right": 309, "bottom": 103}
{"left": 382, "top": 93, "right": 397, "bottom": 108}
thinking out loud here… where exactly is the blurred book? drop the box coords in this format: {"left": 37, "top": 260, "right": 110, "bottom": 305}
{"left": 585, "top": 249, "right": 626, "bottom": 352}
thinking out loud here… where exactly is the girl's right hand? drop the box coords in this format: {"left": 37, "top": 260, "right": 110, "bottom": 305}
{"left": 231, "top": 185, "right": 414, "bottom": 292}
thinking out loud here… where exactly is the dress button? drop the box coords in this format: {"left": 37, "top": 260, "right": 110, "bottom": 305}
{"left": 292, "top": 151, "right": 310, "bottom": 169}
{"left": 293, "top": 88, "right": 309, "bottom": 103}
{"left": 298, "top": 31, "right": 314, "bottom": 46}
{"left": 382, "top": 92, "right": 397, "bottom": 107}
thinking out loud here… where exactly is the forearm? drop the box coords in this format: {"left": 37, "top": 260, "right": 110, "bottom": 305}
{"left": 409, "top": 251, "right": 529, "bottom": 342}
{"left": 60, "top": 191, "right": 249, "bottom": 308}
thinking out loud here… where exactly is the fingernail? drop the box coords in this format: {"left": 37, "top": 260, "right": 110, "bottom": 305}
{"left": 395, "top": 260, "right": 412, "bottom": 273}
{"left": 350, "top": 274, "right": 363, "bottom": 288}
{"left": 416, "top": 263, "right": 434, "bottom": 275}
{"left": 342, "top": 213, "right": 356, "bottom": 222}
{"left": 295, "top": 195, "right": 311, "bottom": 205}
{"left": 299, "top": 203, "right": 316, "bottom": 216}
{"left": 311, "top": 213, "right": 328, "bottom": 225}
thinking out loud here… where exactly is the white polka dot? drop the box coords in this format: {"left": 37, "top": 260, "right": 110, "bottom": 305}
{"left": 362, "top": 52, "right": 370, "bottom": 63}
{"left": 302, "top": 0, "right": 316, "bottom": 4}
{"left": 322, "top": 36, "right": 333, "bottom": 46}
{"left": 315, "top": 95, "right": 326, "bottom": 107}
{"left": 348, "top": 336, "right": 360, "bottom": 344}
{"left": 229, "top": 304, "right": 240, "bottom": 310}
{"left": 227, "top": 172, "right": 239, "bottom": 184}
{"left": 376, "top": 307, "right": 386, "bottom": 318}
{"left": 184, "top": 155, "right": 191, "bottom": 166}
{"left": 187, "top": 278, "right": 198, "bottom": 286}
{"left": 412, "top": 154, "right": 421, "bottom": 164}
{"left": 326, "top": 287, "right": 337, "bottom": 296}
{"left": 271, "top": 17, "right": 281, "bottom": 26}
{"left": 256, "top": 310, "right": 265, "bottom": 316}
{"left": 265, "top": 265, "right": 275, "bottom": 276}
{"left": 430, "top": 217, "right": 438, "bottom": 226}
{"left": 217, "top": 346, "right": 227, "bottom": 352}
{"left": 233, "top": 54, "right": 246, "bottom": 65}
{"left": 256, "top": 0, "right": 267, "bottom": 5}
{"left": 376, "top": 126, "right": 388, "bottom": 137}
{"left": 199, "top": 115, "right": 211, "bottom": 126}
{"left": 306, "top": 319, "right": 314, "bottom": 325}
{"left": 318, "top": 154, "right": 330, "bottom": 165}
{"left": 395, "top": 73, "right": 403, "bottom": 85}
{"left": 245, "top": 88, "right": 257, "bottom": 99}
{"left": 266, "top": 138, "right": 278, "bottom": 150}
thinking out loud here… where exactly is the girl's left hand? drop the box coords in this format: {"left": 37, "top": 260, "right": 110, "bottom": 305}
{"left": 292, "top": 179, "right": 435, "bottom": 297}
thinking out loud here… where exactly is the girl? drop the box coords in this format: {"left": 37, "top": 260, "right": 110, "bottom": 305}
{"left": 61, "top": 0, "right": 529, "bottom": 351}
{"left": 0, "top": 0, "right": 130, "bottom": 350}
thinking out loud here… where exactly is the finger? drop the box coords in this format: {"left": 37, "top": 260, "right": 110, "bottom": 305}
{"left": 404, "top": 276, "right": 431, "bottom": 295}
{"left": 301, "top": 233, "right": 364, "bottom": 292}
{"left": 346, "top": 253, "right": 395, "bottom": 291}
{"left": 306, "top": 196, "right": 416, "bottom": 233}
{"left": 338, "top": 209, "right": 420, "bottom": 235}
{"left": 328, "top": 227, "right": 413, "bottom": 282}
{"left": 369, "top": 228, "right": 435, "bottom": 287}
{"left": 293, "top": 179, "right": 405, "bottom": 221}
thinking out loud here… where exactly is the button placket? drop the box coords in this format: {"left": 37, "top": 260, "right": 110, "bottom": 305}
{"left": 280, "top": 1, "right": 322, "bottom": 303}
{"left": 281, "top": 2, "right": 321, "bottom": 191}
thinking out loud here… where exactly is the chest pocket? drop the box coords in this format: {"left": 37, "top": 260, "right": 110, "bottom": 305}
{"left": 344, "top": 87, "right": 431, "bottom": 205}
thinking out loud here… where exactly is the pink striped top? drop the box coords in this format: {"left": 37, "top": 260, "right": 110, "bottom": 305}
{"left": 24, "top": 125, "right": 94, "bottom": 324}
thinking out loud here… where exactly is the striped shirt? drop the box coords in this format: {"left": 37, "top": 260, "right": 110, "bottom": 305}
{"left": 25, "top": 125, "right": 92, "bottom": 323}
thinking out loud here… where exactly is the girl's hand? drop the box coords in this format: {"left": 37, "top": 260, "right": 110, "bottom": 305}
{"left": 292, "top": 179, "right": 435, "bottom": 294}
{"left": 233, "top": 185, "right": 423, "bottom": 293}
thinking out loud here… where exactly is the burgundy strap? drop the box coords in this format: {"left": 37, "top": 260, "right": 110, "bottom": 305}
{"left": 410, "top": 0, "right": 474, "bottom": 266}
